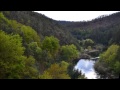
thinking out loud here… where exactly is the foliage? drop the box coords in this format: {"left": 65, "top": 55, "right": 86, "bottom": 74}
{"left": 41, "top": 36, "right": 60, "bottom": 65}
{"left": 23, "top": 56, "right": 39, "bottom": 79}
{"left": 0, "top": 30, "right": 25, "bottom": 79}
{"left": 1, "top": 11, "right": 120, "bottom": 79}
{"left": 59, "top": 12, "right": 120, "bottom": 46}
{"left": 42, "top": 36, "right": 60, "bottom": 56}
{"left": 0, "top": 12, "right": 40, "bottom": 46}
{"left": 39, "top": 62, "right": 70, "bottom": 79}
{"left": 2, "top": 11, "right": 80, "bottom": 48}
{"left": 20, "top": 25, "right": 40, "bottom": 45}
{"left": 0, "top": 12, "right": 81, "bottom": 79}
{"left": 27, "top": 42, "right": 42, "bottom": 60}
{"left": 0, "top": 30, "right": 39, "bottom": 79}
{"left": 94, "top": 45, "right": 120, "bottom": 78}
{"left": 39, "top": 71, "right": 52, "bottom": 79}
{"left": 60, "top": 44, "right": 79, "bottom": 62}
{"left": 82, "top": 39, "right": 94, "bottom": 48}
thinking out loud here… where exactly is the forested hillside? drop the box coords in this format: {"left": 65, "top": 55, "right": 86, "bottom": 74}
{"left": 0, "top": 11, "right": 120, "bottom": 79}
{"left": 58, "top": 12, "right": 120, "bottom": 45}
{"left": 1, "top": 11, "right": 80, "bottom": 49}
{"left": 0, "top": 11, "right": 85, "bottom": 79}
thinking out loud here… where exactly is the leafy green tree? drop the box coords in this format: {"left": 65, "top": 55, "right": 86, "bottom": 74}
{"left": 42, "top": 36, "right": 60, "bottom": 56}
{"left": 23, "top": 56, "right": 39, "bottom": 79}
{"left": 94, "top": 45, "right": 120, "bottom": 78}
{"left": 40, "top": 63, "right": 70, "bottom": 79}
{"left": 41, "top": 36, "right": 60, "bottom": 64}
{"left": 0, "top": 30, "right": 39, "bottom": 79}
{"left": 83, "top": 39, "right": 94, "bottom": 48}
{"left": 39, "top": 71, "right": 52, "bottom": 79}
{"left": 114, "top": 47, "right": 120, "bottom": 75}
{"left": 0, "top": 30, "right": 25, "bottom": 79}
{"left": 20, "top": 25, "right": 40, "bottom": 45}
{"left": 59, "top": 61, "right": 69, "bottom": 69}
{"left": 60, "top": 44, "right": 79, "bottom": 62}
{"left": 27, "top": 42, "right": 42, "bottom": 59}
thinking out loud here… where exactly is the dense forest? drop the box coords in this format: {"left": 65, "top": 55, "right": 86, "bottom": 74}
{"left": 0, "top": 11, "right": 120, "bottom": 79}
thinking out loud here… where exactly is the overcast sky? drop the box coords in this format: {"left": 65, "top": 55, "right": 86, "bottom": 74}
{"left": 34, "top": 11, "right": 119, "bottom": 21}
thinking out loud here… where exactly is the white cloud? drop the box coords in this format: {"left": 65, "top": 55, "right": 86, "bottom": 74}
{"left": 34, "top": 11, "right": 119, "bottom": 21}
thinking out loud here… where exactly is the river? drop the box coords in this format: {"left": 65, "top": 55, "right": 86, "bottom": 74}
{"left": 74, "top": 59, "right": 97, "bottom": 79}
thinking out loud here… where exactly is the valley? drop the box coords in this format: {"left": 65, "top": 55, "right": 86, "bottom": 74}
{"left": 0, "top": 11, "right": 120, "bottom": 79}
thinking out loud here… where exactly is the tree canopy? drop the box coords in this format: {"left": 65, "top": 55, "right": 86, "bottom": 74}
{"left": 0, "top": 30, "right": 25, "bottom": 78}
{"left": 60, "top": 44, "right": 79, "bottom": 62}
{"left": 94, "top": 45, "right": 120, "bottom": 79}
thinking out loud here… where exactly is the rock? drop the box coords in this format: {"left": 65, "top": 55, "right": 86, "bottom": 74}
{"left": 87, "top": 50, "right": 100, "bottom": 57}
{"left": 80, "top": 54, "right": 91, "bottom": 59}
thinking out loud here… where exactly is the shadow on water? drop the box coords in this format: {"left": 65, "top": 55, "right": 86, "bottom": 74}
{"left": 74, "top": 59, "right": 98, "bottom": 79}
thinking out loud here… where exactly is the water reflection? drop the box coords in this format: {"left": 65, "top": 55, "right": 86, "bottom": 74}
{"left": 74, "top": 59, "right": 97, "bottom": 79}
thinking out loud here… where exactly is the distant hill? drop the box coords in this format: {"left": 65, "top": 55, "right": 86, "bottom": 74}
{"left": 58, "top": 12, "right": 120, "bottom": 29}
{"left": 58, "top": 12, "right": 120, "bottom": 45}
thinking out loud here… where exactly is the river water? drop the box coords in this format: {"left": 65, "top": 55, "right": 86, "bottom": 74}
{"left": 74, "top": 59, "right": 97, "bottom": 79}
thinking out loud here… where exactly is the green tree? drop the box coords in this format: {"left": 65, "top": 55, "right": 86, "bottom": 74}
{"left": 42, "top": 36, "right": 60, "bottom": 56}
{"left": 20, "top": 25, "right": 40, "bottom": 45}
{"left": 0, "top": 30, "right": 25, "bottom": 79}
{"left": 40, "top": 63, "right": 70, "bottom": 79}
{"left": 94, "top": 45, "right": 120, "bottom": 78}
{"left": 41, "top": 36, "right": 60, "bottom": 64}
{"left": 23, "top": 56, "right": 39, "bottom": 79}
{"left": 27, "top": 42, "right": 42, "bottom": 60}
{"left": 39, "top": 71, "right": 52, "bottom": 79}
{"left": 60, "top": 44, "right": 79, "bottom": 62}
{"left": 59, "top": 61, "right": 69, "bottom": 69}
{"left": 83, "top": 39, "right": 94, "bottom": 48}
